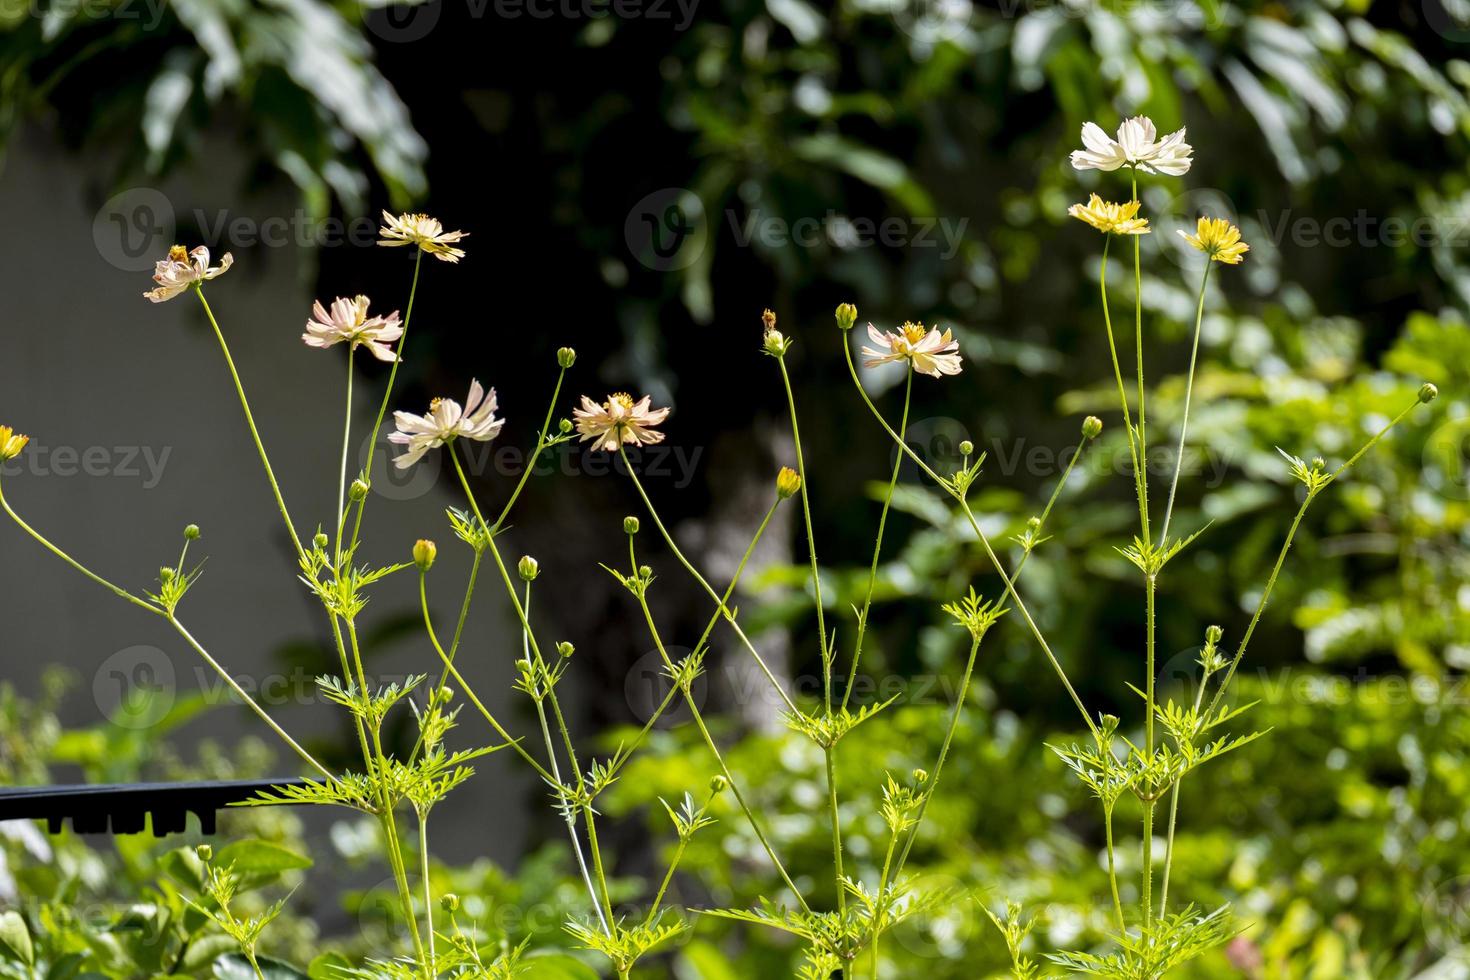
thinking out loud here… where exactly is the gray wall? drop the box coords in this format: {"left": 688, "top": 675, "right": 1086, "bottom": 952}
{"left": 0, "top": 128, "right": 527, "bottom": 865}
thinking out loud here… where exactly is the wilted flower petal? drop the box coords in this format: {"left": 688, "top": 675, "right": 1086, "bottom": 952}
{"left": 573, "top": 393, "right": 670, "bottom": 451}
{"left": 144, "top": 245, "right": 233, "bottom": 303}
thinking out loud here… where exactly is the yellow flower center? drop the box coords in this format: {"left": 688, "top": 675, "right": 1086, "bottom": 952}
{"left": 168, "top": 245, "right": 189, "bottom": 263}
{"left": 609, "top": 392, "right": 636, "bottom": 411}
{"left": 900, "top": 322, "right": 927, "bottom": 347}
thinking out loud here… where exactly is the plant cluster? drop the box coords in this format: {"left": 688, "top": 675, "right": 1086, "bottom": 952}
{"left": 0, "top": 119, "right": 1442, "bottom": 979}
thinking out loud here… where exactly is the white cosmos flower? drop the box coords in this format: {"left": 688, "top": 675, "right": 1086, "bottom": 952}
{"left": 303, "top": 295, "right": 403, "bottom": 362}
{"left": 573, "top": 393, "right": 671, "bottom": 451}
{"left": 378, "top": 211, "right": 468, "bottom": 263}
{"left": 861, "top": 322, "right": 963, "bottom": 378}
{"left": 144, "top": 245, "right": 234, "bottom": 303}
{"left": 389, "top": 380, "right": 504, "bottom": 470}
{"left": 1070, "top": 116, "right": 1192, "bottom": 176}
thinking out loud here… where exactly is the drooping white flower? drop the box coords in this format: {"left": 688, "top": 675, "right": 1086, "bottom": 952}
{"left": 861, "top": 322, "right": 963, "bottom": 378}
{"left": 573, "top": 393, "right": 671, "bottom": 451}
{"left": 378, "top": 211, "right": 468, "bottom": 263}
{"left": 144, "top": 245, "right": 234, "bottom": 303}
{"left": 1069, "top": 116, "right": 1192, "bottom": 176}
{"left": 303, "top": 295, "right": 403, "bottom": 362}
{"left": 389, "top": 380, "right": 504, "bottom": 470}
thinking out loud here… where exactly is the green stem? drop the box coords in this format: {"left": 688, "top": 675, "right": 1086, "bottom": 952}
{"left": 617, "top": 447, "right": 799, "bottom": 716}
{"left": 1100, "top": 237, "right": 1149, "bottom": 539}
{"left": 1131, "top": 172, "right": 1151, "bottom": 546}
{"left": 1142, "top": 575, "right": 1156, "bottom": 931}
{"left": 841, "top": 345, "right": 1097, "bottom": 739}
{"left": 193, "top": 288, "right": 304, "bottom": 561}
{"left": 870, "top": 830, "right": 899, "bottom": 979}
{"left": 1160, "top": 262, "right": 1212, "bottom": 546}
{"left": 420, "top": 814, "right": 436, "bottom": 976}
{"left": 335, "top": 349, "right": 355, "bottom": 565}
{"left": 631, "top": 575, "right": 812, "bottom": 913}
{"left": 1159, "top": 664, "right": 1212, "bottom": 916}
{"left": 842, "top": 370, "right": 912, "bottom": 712}
{"left": 1104, "top": 805, "right": 1125, "bottom": 932}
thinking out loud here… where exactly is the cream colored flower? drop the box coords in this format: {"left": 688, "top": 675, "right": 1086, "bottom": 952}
{"left": 144, "top": 245, "right": 234, "bottom": 303}
{"left": 573, "top": 393, "right": 671, "bottom": 451}
{"left": 0, "top": 425, "right": 29, "bottom": 461}
{"left": 303, "top": 295, "right": 403, "bottom": 362}
{"left": 861, "top": 322, "right": 962, "bottom": 378}
{"left": 1178, "top": 216, "right": 1250, "bottom": 264}
{"left": 389, "top": 380, "right": 504, "bottom": 470}
{"left": 1068, "top": 195, "right": 1151, "bottom": 236}
{"left": 378, "top": 211, "right": 468, "bottom": 262}
{"left": 1070, "top": 116, "right": 1192, "bottom": 176}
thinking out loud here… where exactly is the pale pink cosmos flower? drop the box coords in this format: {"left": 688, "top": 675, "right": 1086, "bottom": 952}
{"left": 144, "top": 245, "right": 234, "bottom": 303}
{"left": 573, "top": 393, "right": 670, "bottom": 451}
{"left": 378, "top": 211, "right": 468, "bottom": 263}
{"left": 861, "top": 322, "right": 962, "bottom": 378}
{"left": 303, "top": 295, "right": 403, "bottom": 362}
{"left": 389, "top": 380, "right": 504, "bottom": 470}
{"left": 1070, "top": 116, "right": 1192, "bottom": 176}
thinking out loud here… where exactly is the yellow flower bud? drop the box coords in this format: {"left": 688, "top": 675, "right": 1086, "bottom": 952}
{"left": 776, "top": 466, "right": 802, "bottom": 499}
{"left": 413, "top": 539, "right": 438, "bottom": 571}
{"left": 835, "top": 303, "right": 857, "bottom": 331}
{"left": 0, "top": 426, "right": 30, "bottom": 462}
{"left": 1082, "top": 416, "right": 1103, "bottom": 439}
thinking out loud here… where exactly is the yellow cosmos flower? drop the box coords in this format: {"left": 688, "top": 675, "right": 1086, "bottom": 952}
{"left": 1178, "top": 216, "right": 1249, "bottom": 264}
{"left": 1067, "top": 195, "right": 1151, "bottom": 236}
{"left": 378, "top": 211, "right": 468, "bottom": 262}
{"left": 0, "top": 425, "right": 29, "bottom": 461}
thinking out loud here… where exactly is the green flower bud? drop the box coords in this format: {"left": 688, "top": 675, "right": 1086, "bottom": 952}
{"left": 314, "top": 532, "right": 330, "bottom": 550}
{"left": 349, "top": 478, "right": 370, "bottom": 502}
{"left": 515, "top": 658, "right": 531, "bottom": 674}
{"left": 1420, "top": 382, "right": 1439, "bottom": 404}
{"left": 638, "top": 565, "right": 653, "bottom": 581}
{"left": 623, "top": 516, "right": 640, "bottom": 535}
{"left": 558, "top": 347, "right": 577, "bottom": 369}
{"left": 835, "top": 303, "right": 858, "bottom": 331}
{"left": 184, "top": 524, "right": 201, "bottom": 541}
{"left": 710, "top": 775, "right": 728, "bottom": 794}
{"left": 959, "top": 440, "right": 974, "bottom": 456}
{"left": 1205, "top": 625, "right": 1223, "bottom": 646}
{"left": 912, "top": 768, "right": 929, "bottom": 784}
{"left": 1082, "top": 416, "right": 1103, "bottom": 439}
{"left": 159, "top": 567, "right": 175, "bottom": 584}
{"left": 441, "top": 893, "right": 460, "bottom": 913}
{"left": 557, "top": 641, "right": 575, "bottom": 658}
{"left": 195, "top": 844, "right": 213, "bottom": 862}
{"left": 413, "top": 539, "right": 437, "bottom": 571}
{"left": 558, "top": 418, "right": 573, "bottom": 434}
{"left": 518, "top": 555, "right": 540, "bottom": 581}
{"left": 1099, "top": 713, "right": 1121, "bottom": 737}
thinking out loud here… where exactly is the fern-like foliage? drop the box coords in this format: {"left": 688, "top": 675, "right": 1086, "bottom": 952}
{"left": 1048, "top": 904, "right": 1240, "bottom": 979}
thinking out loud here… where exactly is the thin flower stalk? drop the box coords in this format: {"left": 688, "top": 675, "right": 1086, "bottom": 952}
{"left": 1160, "top": 261, "right": 1212, "bottom": 545}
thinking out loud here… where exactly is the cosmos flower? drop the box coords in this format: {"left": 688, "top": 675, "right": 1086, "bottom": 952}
{"left": 1068, "top": 195, "right": 1151, "bottom": 236}
{"left": 0, "top": 425, "right": 29, "bottom": 462}
{"left": 144, "top": 245, "right": 234, "bottom": 303}
{"left": 303, "top": 295, "right": 404, "bottom": 362}
{"left": 572, "top": 393, "right": 671, "bottom": 451}
{"left": 1178, "top": 217, "right": 1250, "bottom": 264}
{"left": 861, "top": 322, "right": 962, "bottom": 378}
{"left": 389, "top": 380, "right": 504, "bottom": 470}
{"left": 378, "top": 211, "right": 468, "bottom": 263}
{"left": 1070, "top": 116, "right": 1193, "bottom": 176}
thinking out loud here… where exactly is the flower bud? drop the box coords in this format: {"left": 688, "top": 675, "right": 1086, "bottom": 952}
{"left": 762, "top": 328, "right": 788, "bottom": 356}
{"left": 912, "top": 768, "right": 929, "bottom": 784}
{"left": 1311, "top": 456, "right": 1325, "bottom": 471}
{"left": 1420, "top": 382, "right": 1439, "bottom": 404}
{"left": 959, "top": 440, "right": 974, "bottom": 457}
{"left": 515, "top": 658, "right": 531, "bottom": 674}
{"left": 1026, "top": 516, "right": 1041, "bottom": 530}
{"left": 558, "top": 347, "right": 577, "bottom": 369}
{"left": 558, "top": 418, "right": 573, "bottom": 434}
{"left": 557, "top": 641, "right": 575, "bottom": 659}
{"left": 159, "top": 567, "right": 175, "bottom": 584}
{"left": 1099, "top": 713, "right": 1120, "bottom": 737}
{"left": 518, "top": 555, "right": 540, "bottom": 581}
{"left": 195, "top": 844, "right": 213, "bottom": 862}
{"left": 776, "top": 466, "right": 802, "bottom": 499}
{"left": 1205, "top": 625, "right": 1223, "bottom": 646}
{"left": 761, "top": 308, "right": 778, "bottom": 332}
{"left": 1082, "top": 416, "right": 1103, "bottom": 439}
{"left": 441, "top": 893, "right": 460, "bottom": 913}
{"left": 313, "top": 532, "right": 330, "bottom": 550}
{"left": 623, "top": 516, "right": 640, "bottom": 535}
{"left": 710, "top": 775, "right": 728, "bottom": 794}
{"left": 638, "top": 565, "right": 653, "bottom": 581}
{"left": 835, "top": 303, "right": 857, "bottom": 331}
{"left": 349, "top": 479, "right": 369, "bottom": 502}
{"left": 184, "top": 524, "right": 201, "bottom": 541}
{"left": 413, "top": 539, "right": 437, "bottom": 571}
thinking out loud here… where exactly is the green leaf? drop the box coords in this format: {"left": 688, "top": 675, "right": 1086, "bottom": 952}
{"left": 306, "top": 952, "right": 352, "bottom": 980}
{"left": 678, "top": 939, "right": 742, "bottom": 980}
{"left": 0, "top": 911, "right": 33, "bottom": 965}
{"left": 214, "top": 841, "right": 313, "bottom": 878}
